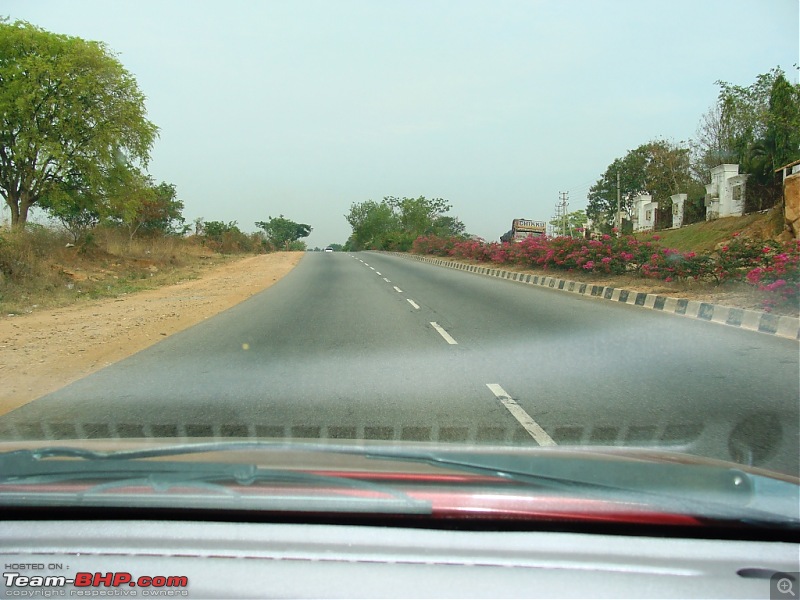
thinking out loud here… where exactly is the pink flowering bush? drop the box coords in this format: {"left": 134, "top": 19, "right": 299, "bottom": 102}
{"left": 744, "top": 240, "right": 800, "bottom": 310}
{"left": 410, "top": 232, "right": 800, "bottom": 311}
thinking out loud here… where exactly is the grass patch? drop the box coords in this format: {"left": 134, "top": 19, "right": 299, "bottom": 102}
{"left": 636, "top": 209, "right": 784, "bottom": 253}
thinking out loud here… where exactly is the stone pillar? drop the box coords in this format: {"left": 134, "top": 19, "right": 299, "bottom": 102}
{"left": 670, "top": 194, "right": 686, "bottom": 229}
{"left": 785, "top": 173, "right": 800, "bottom": 239}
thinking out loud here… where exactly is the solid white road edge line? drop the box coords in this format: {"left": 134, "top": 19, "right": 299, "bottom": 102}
{"left": 430, "top": 322, "right": 458, "bottom": 345}
{"left": 486, "top": 383, "right": 557, "bottom": 446}
{"left": 407, "top": 299, "right": 420, "bottom": 309}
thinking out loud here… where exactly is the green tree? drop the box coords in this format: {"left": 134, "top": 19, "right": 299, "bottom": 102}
{"left": 0, "top": 21, "right": 158, "bottom": 228}
{"left": 203, "top": 220, "right": 240, "bottom": 242}
{"left": 344, "top": 199, "right": 398, "bottom": 250}
{"left": 40, "top": 175, "right": 101, "bottom": 243}
{"left": 758, "top": 72, "right": 800, "bottom": 173}
{"left": 345, "top": 196, "right": 462, "bottom": 250}
{"left": 693, "top": 68, "right": 799, "bottom": 181}
{"left": 431, "top": 215, "right": 466, "bottom": 237}
{"left": 101, "top": 173, "right": 184, "bottom": 238}
{"left": 587, "top": 140, "right": 702, "bottom": 229}
{"left": 386, "top": 196, "right": 453, "bottom": 239}
{"left": 201, "top": 220, "right": 257, "bottom": 253}
{"left": 549, "top": 210, "right": 588, "bottom": 237}
{"left": 130, "top": 181, "right": 185, "bottom": 236}
{"left": 255, "top": 215, "right": 312, "bottom": 250}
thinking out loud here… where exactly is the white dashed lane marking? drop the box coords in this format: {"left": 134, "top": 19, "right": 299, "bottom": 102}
{"left": 393, "top": 286, "right": 403, "bottom": 293}
{"left": 430, "top": 322, "right": 457, "bottom": 345}
{"left": 486, "top": 384, "right": 556, "bottom": 446}
{"left": 407, "top": 299, "right": 420, "bottom": 310}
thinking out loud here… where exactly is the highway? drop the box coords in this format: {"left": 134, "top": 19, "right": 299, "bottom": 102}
{"left": 2, "top": 251, "right": 799, "bottom": 475}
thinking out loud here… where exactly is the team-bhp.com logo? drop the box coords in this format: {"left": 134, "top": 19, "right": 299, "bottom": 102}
{"left": 4, "top": 571, "right": 188, "bottom": 596}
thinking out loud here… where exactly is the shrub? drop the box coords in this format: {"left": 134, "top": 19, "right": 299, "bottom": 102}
{"left": 410, "top": 233, "right": 800, "bottom": 310}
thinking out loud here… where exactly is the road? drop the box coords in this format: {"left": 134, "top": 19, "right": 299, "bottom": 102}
{"left": 2, "top": 251, "right": 798, "bottom": 475}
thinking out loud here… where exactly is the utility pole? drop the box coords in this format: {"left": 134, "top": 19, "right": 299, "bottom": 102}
{"left": 557, "top": 192, "right": 569, "bottom": 237}
{"left": 616, "top": 171, "right": 621, "bottom": 234}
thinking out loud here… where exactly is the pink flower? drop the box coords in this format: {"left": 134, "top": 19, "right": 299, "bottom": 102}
{"left": 722, "top": 246, "right": 729, "bottom": 252}
{"left": 763, "top": 247, "right": 771, "bottom": 253}
{"left": 764, "top": 279, "right": 787, "bottom": 291}
{"left": 583, "top": 261, "right": 594, "bottom": 270}
{"left": 601, "top": 257, "right": 612, "bottom": 263}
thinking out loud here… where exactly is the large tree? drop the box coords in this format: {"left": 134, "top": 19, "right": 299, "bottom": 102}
{"left": 0, "top": 20, "right": 158, "bottom": 227}
{"left": 587, "top": 140, "right": 702, "bottom": 230}
{"left": 344, "top": 199, "right": 399, "bottom": 250}
{"left": 692, "top": 68, "right": 799, "bottom": 182}
{"left": 255, "top": 215, "right": 312, "bottom": 250}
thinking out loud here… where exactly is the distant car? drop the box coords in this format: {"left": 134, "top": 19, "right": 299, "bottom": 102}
{"left": 324, "top": 247, "right": 333, "bottom": 252}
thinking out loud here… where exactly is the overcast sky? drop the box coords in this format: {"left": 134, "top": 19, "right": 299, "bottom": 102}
{"left": 4, "top": 0, "right": 799, "bottom": 246}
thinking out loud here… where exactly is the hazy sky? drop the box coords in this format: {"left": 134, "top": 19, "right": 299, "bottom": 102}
{"left": 4, "top": 0, "right": 799, "bottom": 246}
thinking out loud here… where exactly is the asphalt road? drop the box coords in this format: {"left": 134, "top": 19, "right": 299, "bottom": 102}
{"left": 2, "top": 251, "right": 799, "bottom": 475}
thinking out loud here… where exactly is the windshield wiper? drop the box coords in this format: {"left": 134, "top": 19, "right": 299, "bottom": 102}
{"left": 1, "top": 441, "right": 797, "bottom": 526}
{"left": 0, "top": 446, "right": 431, "bottom": 514}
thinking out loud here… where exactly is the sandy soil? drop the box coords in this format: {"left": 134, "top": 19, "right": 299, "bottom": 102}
{"left": 0, "top": 252, "right": 304, "bottom": 417}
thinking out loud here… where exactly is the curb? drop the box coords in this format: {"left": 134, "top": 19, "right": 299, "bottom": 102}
{"left": 391, "top": 253, "right": 800, "bottom": 342}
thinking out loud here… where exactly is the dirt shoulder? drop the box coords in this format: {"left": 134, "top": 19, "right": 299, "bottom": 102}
{"left": 408, "top": 255, "right": 799, "bottom": 318}
{"left": 0, "top": 252, "right": 304, "bottom": 417}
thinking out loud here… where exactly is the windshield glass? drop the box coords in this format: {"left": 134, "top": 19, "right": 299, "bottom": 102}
{"left": 0, "top": 0, "right": 798, "bottom": 534}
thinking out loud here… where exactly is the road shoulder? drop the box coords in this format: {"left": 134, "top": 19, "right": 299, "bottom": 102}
{"left": 0, "top": 252, "right": 304, "bottom": 416}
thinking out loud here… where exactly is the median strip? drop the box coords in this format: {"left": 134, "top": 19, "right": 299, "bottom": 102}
{"left": 486, "top": 384, "right": 556, "bottom": 446}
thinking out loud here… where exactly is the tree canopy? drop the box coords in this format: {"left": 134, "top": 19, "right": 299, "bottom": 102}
{"left": 693, "top": 68, "right": 800, "bottom": 195}
{"left": 255, "top": 215, "right": 312, "bottom": 250}
{"left": 344, "top": 196, "right": 465, "bottom": 251}
{"left": 0, "top": 20, "right": 158, "bottom": 227}
{"left": 586, "top": 140, "right": 702, "bottom": 230}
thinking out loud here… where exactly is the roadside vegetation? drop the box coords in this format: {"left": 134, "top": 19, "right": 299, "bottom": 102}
{"left": 0, "top": 21, "right": 311, "bottom": 315}
{"left": 344, "top": 196, "right": 465, "bottom": 251}
{"left": 586, "top": 68, "right": 799, "bottom": 231}
{"left": 411, "top": 210, "right": 799, "bottom": 313}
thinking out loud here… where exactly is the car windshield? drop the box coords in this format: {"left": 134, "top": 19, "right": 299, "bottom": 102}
{"left": 0, "top": 0, "right": 798, "bottom": 539}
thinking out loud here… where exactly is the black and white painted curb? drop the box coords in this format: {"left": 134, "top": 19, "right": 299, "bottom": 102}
{"left": 393, "top": 253, "right": 800, "bottom": 341}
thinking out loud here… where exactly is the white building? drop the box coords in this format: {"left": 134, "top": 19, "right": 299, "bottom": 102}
{"left": 705, "top": 164, "right": 747, "bottom": 220}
